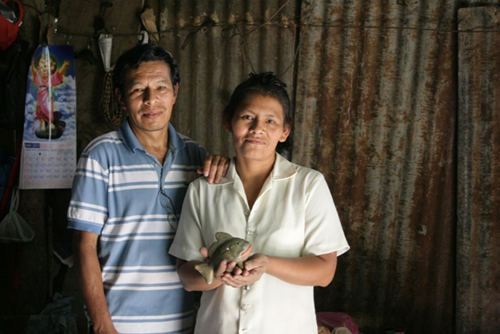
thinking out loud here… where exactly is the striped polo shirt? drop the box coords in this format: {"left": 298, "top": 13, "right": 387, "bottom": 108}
{"left": 67, "top": 120, "right": 206, "bottom": 334}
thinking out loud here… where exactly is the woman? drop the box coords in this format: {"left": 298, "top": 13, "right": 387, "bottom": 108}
{"left": 170, "top": 72, "right": 349, "bottom": 334}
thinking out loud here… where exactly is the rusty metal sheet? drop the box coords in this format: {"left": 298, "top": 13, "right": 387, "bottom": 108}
{"left": 457, "top": 7, "right": 500, "bottom": 334}
{"left": 295, "top": 1, "right": 456, "bottom": 332}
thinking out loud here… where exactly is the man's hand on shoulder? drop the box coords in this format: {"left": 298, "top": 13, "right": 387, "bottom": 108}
{"left": 197, "top": 154, "right": 230, "bottom": 184}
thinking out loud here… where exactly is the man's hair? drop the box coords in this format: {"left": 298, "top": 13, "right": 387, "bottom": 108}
{"left": 223, "top": 72, "right": 293, "bottom": 153}
{"left": 112, "top": 43, "right": 180, "bottom": 94}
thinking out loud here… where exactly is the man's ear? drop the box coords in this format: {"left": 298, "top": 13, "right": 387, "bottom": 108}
{"left": 115, "top": 88, "right": 126, "bottom": 109}
{"left": 169, "top": 84, "right": 179, "bottom": 106}
{"left": 223, "top": 118, "right": 232, "bottom": 132}
{"left": 173, "top": 84, "right": 179, "bottom": 98}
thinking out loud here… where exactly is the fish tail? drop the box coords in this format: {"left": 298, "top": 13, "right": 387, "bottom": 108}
{"left": 194, "top": 263, "right": 214, "bottom": 285}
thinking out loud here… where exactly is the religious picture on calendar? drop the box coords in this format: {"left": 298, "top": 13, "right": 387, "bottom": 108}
{"left": 24, "top": 45, "right": 76, "bottom": 141}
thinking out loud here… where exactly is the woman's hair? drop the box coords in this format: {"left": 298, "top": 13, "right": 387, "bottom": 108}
{"left": 223, "top": 72, "right": 293, "bottom": 153}
{"left": 112, "top": 43, "right": 180, "bottom": 94}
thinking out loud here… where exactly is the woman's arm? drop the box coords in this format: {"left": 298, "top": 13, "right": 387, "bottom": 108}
{"left": 221, "top": 252, "right": 337, "bottom": 288}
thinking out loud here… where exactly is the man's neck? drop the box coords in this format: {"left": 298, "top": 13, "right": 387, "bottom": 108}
{"left": 132, "top": 126, "right": 170, "bottom": 165}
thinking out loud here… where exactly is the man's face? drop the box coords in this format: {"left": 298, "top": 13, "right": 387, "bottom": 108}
{"left": 117, "top": 61, "right": 178, "bottom": 136}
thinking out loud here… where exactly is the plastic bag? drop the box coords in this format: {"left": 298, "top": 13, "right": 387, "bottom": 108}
{"left": 0, "top": 0, "right": 24, "bottom": 51}
{"left": 0, "top": 187, "right": 34, "bottom": 242}
{"left": 316, "top": 312, "right": 359, "bottom": 334}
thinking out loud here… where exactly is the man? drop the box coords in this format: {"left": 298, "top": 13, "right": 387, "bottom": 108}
{"left": 67, "top": 43, "right": 228, "bottom": 334}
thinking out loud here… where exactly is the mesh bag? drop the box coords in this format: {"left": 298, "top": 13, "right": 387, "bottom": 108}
{"left": 0, "top": 187, "right": 34, "bottom": 242}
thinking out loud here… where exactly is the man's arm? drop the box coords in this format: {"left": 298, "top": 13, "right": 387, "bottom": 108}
{"left": 73, "top": 230, "right": 118, "bottom": 334}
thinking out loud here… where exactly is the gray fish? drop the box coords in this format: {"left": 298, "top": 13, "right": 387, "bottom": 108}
{"left": 195, "top": 232, "right": 252, "bottom": 284}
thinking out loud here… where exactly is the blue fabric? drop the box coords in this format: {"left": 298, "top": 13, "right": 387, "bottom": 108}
{"left": 68, "top": 120, "right": 207, "bottom": 333}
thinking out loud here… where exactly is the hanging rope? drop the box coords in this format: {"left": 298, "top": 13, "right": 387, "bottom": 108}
{"left": 100, "top": 71, "right": 123, "bottom": 128}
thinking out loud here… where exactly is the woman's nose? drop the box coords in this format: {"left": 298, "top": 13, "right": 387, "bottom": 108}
{"left": 250, "top": 119, "right": 264, "bottom": 132}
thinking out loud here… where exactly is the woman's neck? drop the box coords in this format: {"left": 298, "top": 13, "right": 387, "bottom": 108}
{"left": 235, "top": 154, "right": 275, "bottom": 209}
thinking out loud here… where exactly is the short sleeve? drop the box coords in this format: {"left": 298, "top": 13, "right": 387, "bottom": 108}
{"left": 303, "top": 172, "right": 350, "bottom": 257}
{"left": 169, "top": 181, "right": 206, "bottom": 261}
{"left": 67, "top": 152, "right": 109, "bottom": 235}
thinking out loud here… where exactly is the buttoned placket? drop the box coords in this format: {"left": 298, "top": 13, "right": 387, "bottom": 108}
{"left": 237, "top": 177, "right": 276, "bottom": 334}
{"left": 238, "top": 207, "right": 255, "bottom": 334}
{"left": 148, "top": 146, "right": 177, "bottom": 213}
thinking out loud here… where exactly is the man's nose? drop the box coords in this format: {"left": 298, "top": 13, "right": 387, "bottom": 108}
{"left": 143, "top": 88, "right": 155, "bottom": 103}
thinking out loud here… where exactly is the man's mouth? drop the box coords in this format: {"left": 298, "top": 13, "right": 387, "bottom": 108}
{"left": 142, "top": 110, "right": 162, "bottom": 118}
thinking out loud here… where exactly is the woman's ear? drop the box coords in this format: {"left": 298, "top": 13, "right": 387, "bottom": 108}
{"left": 279, "top": 123, "right": 291, "bottom": 142}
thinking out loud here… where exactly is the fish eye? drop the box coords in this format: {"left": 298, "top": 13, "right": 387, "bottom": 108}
{"left": 226, "top": 247, "right": 229, "bottom": 251}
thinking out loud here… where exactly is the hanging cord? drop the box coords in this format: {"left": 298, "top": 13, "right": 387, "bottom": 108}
{"left": 0, "top": 145, "right": 21, "bottom": 218}
{"left": 101, "top": 71, "right": 124, "bottom": 128}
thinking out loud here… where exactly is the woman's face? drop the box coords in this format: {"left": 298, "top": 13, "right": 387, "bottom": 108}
{"left": 227, "top": 93, "right": 290, "bottom": 163}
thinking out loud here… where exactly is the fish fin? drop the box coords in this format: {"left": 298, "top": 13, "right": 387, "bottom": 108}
{"left": 215, "top": 231, "right": 233, "bottom": 242}
{"left": 195, "top": 263, "right": 214, "bottom": 285}
{"left": 208, "top": 232, "right": 233, "bottom": 257}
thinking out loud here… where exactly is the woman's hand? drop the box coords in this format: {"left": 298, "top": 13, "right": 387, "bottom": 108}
{"left": 200, "top": 246, "right": 238, "bottom": 281}
{"left": 221, "top": 253, "right": 268, "bottom": 288}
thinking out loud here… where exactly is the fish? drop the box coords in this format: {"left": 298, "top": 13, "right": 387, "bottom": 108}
{"left": 195, "top": 232, "right": 252, "bottom": 284}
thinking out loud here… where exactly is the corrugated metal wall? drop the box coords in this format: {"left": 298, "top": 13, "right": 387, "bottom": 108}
{"left": 458, "top": 7, "right": 500, "bottom": 334}
{"left": 294, "top": 1, "right": 457, "bottom": 332}
{"left": 13, "top": 0, "right": 500, "bottom": 333}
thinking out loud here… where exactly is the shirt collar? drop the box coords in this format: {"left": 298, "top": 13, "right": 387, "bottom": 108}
{"left": 118, "top": 118, "right": 186, "bottom": 153}
{"left": 218, "top": 152, "right": 297, "bottom": 185}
